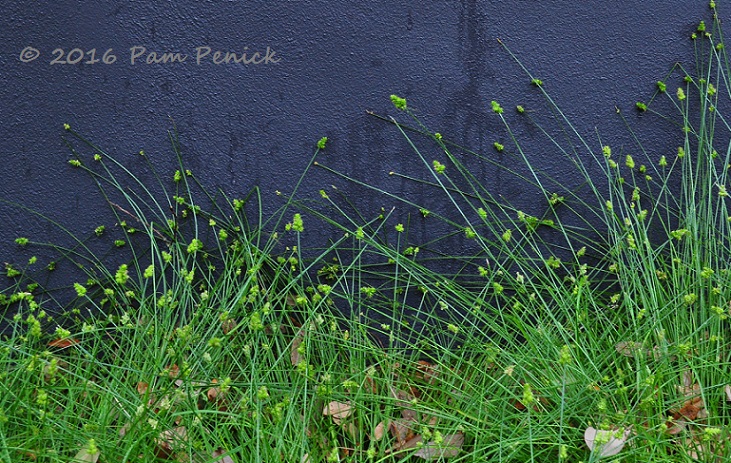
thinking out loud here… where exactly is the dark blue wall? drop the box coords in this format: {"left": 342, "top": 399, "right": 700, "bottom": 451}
{"left": 0, "top": 1, "right": 714, "bottom": 297}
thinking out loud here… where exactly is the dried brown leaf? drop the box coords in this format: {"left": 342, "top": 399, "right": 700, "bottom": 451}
{"left": 395, "top": 434, "right": 423, "bottom": 452}
{"left": 210, "top": 448, "right": 235, "bottom": 463}
{"left": 402, "top": 407, "right": 418, "bottom": 422}
{"left": 680, "top": 370, "right": 700, "bottom": 397}
{"left": 206, "top": 379, "right": 229, "bottom": 411}
{"left": 415, "top": 360, "right": 439, "bottom": 384}
{"left": 670, "top": 371, "right": 706, "bottom": 424}
{"left": 676, "top": 397, "right": 704, "bottom": 421}
{"left": 364, "top": 375, "right": 377, "bottom": 394}
{"left": 207, "top": 379, "right": 220, "bottom": 401}
{"left": 155, "top": 426, "right": 188, "bottom": 460}
{"left": 389, "top": 419, "right": 413, "bottom": 442}
{"left": 390, "top": 386, "right": 414, "bottom": 405}
{"left": 584, "top": 426, "right": 631, "bottom": 458}
{"left": 291, "top": 329, "right": 304, "bottom": 366}
{"left": 389, "top": 386, "right": 418, "bottom": 421}
{"left": 373, "top": 421, "right": 386, "bottom": 441}
{"left": 615, "top": 341, "right": 643, "bottom": 357}
{"left": 677, "top": 370, "right": 702, "bottom": 403}
{"left": 323, "top": 400, "right": 352, "bottom": 424}
{"left": 343, "top": 421, "right": 358, "bottom": 440}
{"left": 665, "top": 417, "right": 688, "bottom": 435}
{"left": 615, "top": 341, "right": 661, "bottom": 360}
{"left": 682, "top": 369, "right": 693, "bottom": 388}
{"left": 681, "top": 433, "right": 725, "bottom": 462}
{"left": 167, "top": 364, "right": 181, "bottom": 379}
{"left": 48, "top": 338, "right": 80, "bottom": 349}
{"left": 413, "top": 433, "right": 464, "bottom": 460}
{"left": 72, "top": 442, "right": 100, "bottom": 463}
{"left": 221, "top": 318, "right": 237, "bottom": 335}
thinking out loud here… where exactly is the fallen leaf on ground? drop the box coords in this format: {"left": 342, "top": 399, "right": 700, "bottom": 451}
{"left": 323, "top": 400, "right": 352, "bottom": 424}
{"left": 669, "top": 370, "right": 707, "bottom": 425}
{"left": 221, "top": 318, "right": 237, "bottom": 335}
{"left": 291, "top": 329, "right": 304, "bottom": 366}
{"left": 373, "top": 421, "right": 386, "bottom": 441}
{"left": 207, "top": 378, "right": 230, "bottom": 411}
{"left": 413, "top": 433, "right": 464, "bottom": 460}
{"left": 665, "top": 416, "right": 689, "bottom": 436}
{"left": 389, "top": 419, "right": 413, "bottom": 443}
{"left": 155, "top": 426, "right": 188, "bottom": 460}
{"left": 210, "top": 448, "right": 235, "bottom": 463}
{"left": 584, "top": 426, "right": 631, "bottom": 458}
{"left": 673, "top": 396, "right": 704, "bottom": 421}
{"left": 681, "top": 434, "right": 724, "bottom": 461}
{"left": 679, "top": 370, "right": 700, "bottom": 398}
{"left": 72, "top": 442, "right": 100, "bottom": 463}
{"left": 392, "top": 433, "right": 423, "bottom": 453}
{"left": 615, "top": 341, "right": 661, "bottom": 360}
{"left": 415, "top": 360, "right": 439, "bottom": 384}
{"left": 390, "top": 386, "right": 415, "bottom": 407}
{"left": 389, "top": 386, "right": 418, "bottom": 421}
{"left": 343, "top": 421, "right": 358, "bottom": 440}
{"left": 615, "top": 341, "right": 643, "bottom": 356}
{"left": 48, "top": 338, "right": 80, "bottom": 349}
{"left": 166, "top": 364, "right": 181, "bottom": 379}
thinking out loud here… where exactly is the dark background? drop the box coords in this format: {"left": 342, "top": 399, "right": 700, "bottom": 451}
{"left": 0, "top": 1, "right": 714, "bottom": 309}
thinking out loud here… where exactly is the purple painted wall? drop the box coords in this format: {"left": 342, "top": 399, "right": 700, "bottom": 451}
{"left": 0, "top": 1, "right": 714, "bottom": 314}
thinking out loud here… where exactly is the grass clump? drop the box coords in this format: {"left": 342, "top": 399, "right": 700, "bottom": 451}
{"left": 308, "top": 5, "right": 731, "bottom": 462}
{"left": 2, "top": 5, "right": 731, "bottom": 462}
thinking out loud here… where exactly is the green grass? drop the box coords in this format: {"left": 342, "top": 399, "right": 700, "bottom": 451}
{"left": 2, "top": 4, "right": 731, "bottom": 463}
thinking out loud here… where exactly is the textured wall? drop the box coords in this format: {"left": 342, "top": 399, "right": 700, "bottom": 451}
{"left": 0, "top": 1, "right": 713, "bottom": 299}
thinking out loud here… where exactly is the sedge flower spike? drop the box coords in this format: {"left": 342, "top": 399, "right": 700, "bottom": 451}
{"left": 522, "top": 383, "right": 535, "bottom": 406}
{"left": 286, "top": 213, "right": 304, "bottom": 232}
{"left": 390, "top": 94, "right": 407, "bottom": 110}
